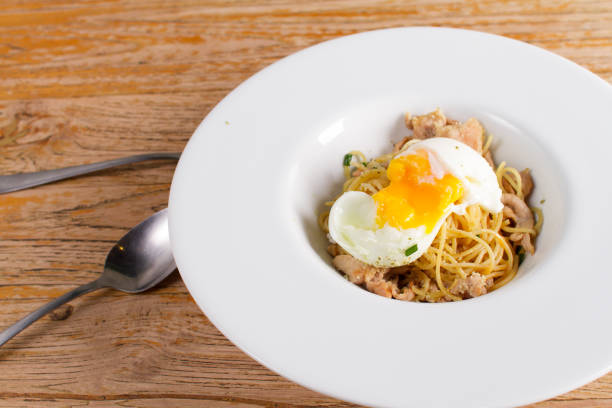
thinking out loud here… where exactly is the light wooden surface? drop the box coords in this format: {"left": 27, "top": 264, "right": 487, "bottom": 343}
{"left": 0, "top": 1, "right": 610, "bottom": 407}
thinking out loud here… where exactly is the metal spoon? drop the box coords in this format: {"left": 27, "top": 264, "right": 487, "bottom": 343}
{"left": 0, "top": 152, "right": 180, "bottom": 194}
{"left": 0, "top": 208, "right": 175, "bottom": 347}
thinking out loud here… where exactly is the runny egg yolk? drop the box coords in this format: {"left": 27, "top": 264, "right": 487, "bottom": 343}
{"left": 372, "top": 150, "right": 464, "bottom": 232}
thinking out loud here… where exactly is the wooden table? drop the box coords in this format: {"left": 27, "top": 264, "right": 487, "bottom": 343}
{"left": 0, "top": 1, "right": 610, "bottom": 407}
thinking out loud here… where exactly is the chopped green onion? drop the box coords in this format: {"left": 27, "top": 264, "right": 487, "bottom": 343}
{"left": 362, "top": 161, "right": 368, "bottom": 166}
{"left": 343, "top": 153, "right": 352, "bottom": 166}
{"left": 404, "top": 244, "right": 418, "bottom": 256}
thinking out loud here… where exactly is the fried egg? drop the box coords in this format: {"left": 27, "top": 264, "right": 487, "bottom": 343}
{"left": 328, "top": 137, "right": 503, "bottom": 267}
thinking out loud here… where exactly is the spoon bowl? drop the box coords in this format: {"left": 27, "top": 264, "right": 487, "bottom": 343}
{"left": 102, "top": 209, "right": 175, "bottom": 293}
{"left": 0, "top": 208, "right": 176, "bottom": 347}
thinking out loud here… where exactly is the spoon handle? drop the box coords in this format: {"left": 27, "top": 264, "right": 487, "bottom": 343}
{"left": 0, "top": 152, "right": 180, "bottom": 194}
{"left": 0, "top": 279, "right": 105, "bottom": 347}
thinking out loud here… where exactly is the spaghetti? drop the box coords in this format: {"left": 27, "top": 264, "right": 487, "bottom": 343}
{"left": 319, "top": 126, "right": 541, "bottom": 302}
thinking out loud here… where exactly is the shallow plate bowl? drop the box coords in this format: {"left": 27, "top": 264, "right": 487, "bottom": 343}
{"left": 169, "top": 27, "right": 612, "bottom": 408}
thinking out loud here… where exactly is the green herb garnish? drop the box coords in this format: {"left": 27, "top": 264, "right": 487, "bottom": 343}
{"left": 404, "top": 244, "right": 418, "bottom": 256}
{"left": 362, "top": 162, "right": 368, "bottom": 166}
{"left": 343, "top": 153, "right": 352, "bottom": 166}
{"left": 516, "top": 246, "right": 526, "bottom": 265}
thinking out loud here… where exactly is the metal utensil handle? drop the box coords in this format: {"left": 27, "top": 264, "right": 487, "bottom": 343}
{"left": 0, "top": 279, "right": 105, "bottom": 347}
{"left": 0, "top": 152, "right": 181, "bottom": 194}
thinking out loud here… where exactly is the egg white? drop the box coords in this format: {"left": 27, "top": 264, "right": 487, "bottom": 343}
{"left": 329, "top": 191, "right": 449, "bottom": 267}
{"left": 328, "top": 137, "right": 503, "bottom": 268}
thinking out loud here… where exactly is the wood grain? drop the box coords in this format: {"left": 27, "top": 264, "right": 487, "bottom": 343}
{"left": 0, "top": 1, "right": 610, "bottom": 407}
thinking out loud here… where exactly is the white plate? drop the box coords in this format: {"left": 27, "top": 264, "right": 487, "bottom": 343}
{"left": 168, "top": 27, "right": 612, "bottom": 408}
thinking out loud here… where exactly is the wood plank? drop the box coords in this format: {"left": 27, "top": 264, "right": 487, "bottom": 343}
{"left": 0, "top": 398, "right": 274, "bottom": 408}
{"left": 0, "top": 0, "right": 610, "bottom": 407}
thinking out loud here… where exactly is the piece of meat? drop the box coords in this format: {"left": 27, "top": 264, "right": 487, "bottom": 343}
{"left": 501, "top": 168, "right": 534, "bottom": 198}
{"left": 366, "top": 272, "right": 395, "bottom": 297}
{"left": 410, "top": 108, "right": 447, "bottom": 139}
{"left": 436, "top": 117, "right": 484, "bottom": 153}
{"left": 501, "top": 177, "right": 514, "bottom": 194}
{"left": 450, "top": 273, "right": 492, "bottom": 298}
{"left": 332, "top": 254, "right": 415, "bottom": 300}
{"left": 501, "top": 193, "right": 535, "bottom": 254}
{"left": 394, "top": 286, "right": 415, "bottom": 301}
{"left": 519, "top": 234, "right": 534, "bottom": 256}
{"left": 503, "top": 205, "right": 517, "bottom": 222}
{"left": 332, "top": 254, "right": 388, "bottom": 286}
{"left": 332, "top": 255, "right": 366, "bottom": 284}
{"left": 520, "top": 169, "right": 534, "bottom": 198}
{"left": 502, "top": 193, "right": 534, "bottom": 232}
{"left": 327, "top": 243, "right": 346, "bottom": 257}
{"left": 407, "top": 109, "right": 484, "bottom": 153}
{"left": 404, "top": 112, "right": 412, "bottom": 129}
